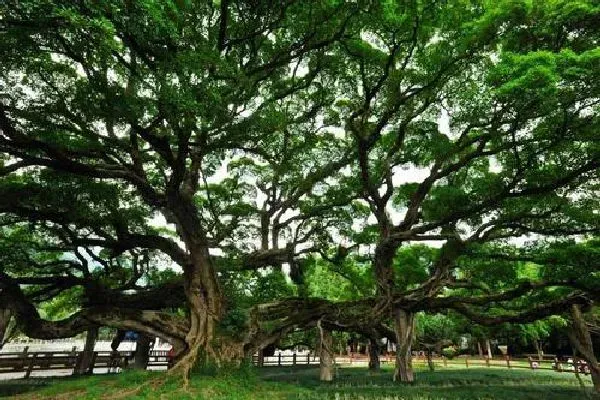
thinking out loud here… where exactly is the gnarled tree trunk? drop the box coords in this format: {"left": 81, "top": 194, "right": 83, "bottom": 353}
{"left": 169, "top": 246, "right": 222, "bottom": 380}
{"left": 368, "top": 338, "right": 381, "bottom": 371}
{"left": 0, "top": 308, "right": 12, "bottom": 350}
{"left": 393, "top": 309, "right": 415, "bottom": 383}
{"left": 74, "top": 326, "right": 99, "bottom": 375}
{"left": 319, "top": 323, "right": 334, "bottom": 381}
{"left": 165, "top": 195, "right": 224, "bottom": 381}
{"left": 567, "top": 304, "right": 600, "bottom": 394}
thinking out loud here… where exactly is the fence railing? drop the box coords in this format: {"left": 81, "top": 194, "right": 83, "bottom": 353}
{"left": 1, "top": 348, "right": 592, "bottom": 379}
{"left": 0, "top": 347, "right": 171, "bottom": 378}
{"left": 252, "top": 352, "right": 593, "bottom": 376}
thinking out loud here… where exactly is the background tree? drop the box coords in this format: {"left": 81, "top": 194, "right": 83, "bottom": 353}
{"left": 415, "top": 312, "right": 459, "bottom": 371}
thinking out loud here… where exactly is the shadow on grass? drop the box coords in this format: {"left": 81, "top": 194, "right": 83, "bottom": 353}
{"left": 259, "top": 366, "right": 594, "bottom": 400}
{"left": 0, "top": 379, "right": 52, "bottom": 398}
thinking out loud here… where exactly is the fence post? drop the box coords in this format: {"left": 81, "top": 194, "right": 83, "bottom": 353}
{"left": 573, "top": 356, "right": 579, "bottom": 376}
{"left": 528, "top": 356, "right": 533, "bottom": 369}
{"left": 24, "top": 353, "right": 37, "bottom": 379}
{"left": 555, "top": 356, "right": 562, "bottom": 372}
{"left": 485, "top": 356, "right": 490, "bottom": 368}
{"left": 292, "top": 352, "right": 296, "bottom": 366}
{"left": 307, "top": 353, "right": 310, "bottom": 365}
{"left": 350, "top": 352, "right": 353, "bottom": 365}
{"left": 72, "top": 352, "right": 83, "bottom": 376}
{"left": 277, "top": 353, "right": 281, "bottom": 367}
{"left": 465, "top": 356, "right": 469, "bottom": 368}
{"left": 17, "top": 346, "right": 30, "bottom": 371}
{"left": 68, "top": 346, "right": 77, "bottom": 368}
{"left": 505, "top": 355, "right": 511, "bottom": 369}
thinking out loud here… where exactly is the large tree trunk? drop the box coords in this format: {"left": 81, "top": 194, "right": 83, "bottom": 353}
{"left": 368, "top": 338, "right": 381, "bottom": 371}
{"left": 133, "top": 333, "right": 153, "bottom": 370}
{"left": 593, "top": 368, "right": 600, "bottom": 396}
{"left": 74, "top": 326, "right": 99, "bottom": 375}
{"left": 567, "top": 304, "right": 600, "bottom": 394}
{"left": 477, "top": 341, "right": 483, "bottom": 357}
{"left": 169, "top": 246, "right": 222, "bottom": 381}
{"left": 393, "top": 309, "right": 415, "bottom": 383}
{"left": 165, "top": 195, "right": 224, "bottom": 381}
{"left": 0, "top": 308, "right": 12, "bottom": 350}
{"left": 318, "top": 323, "right": 334, "bottom": 381}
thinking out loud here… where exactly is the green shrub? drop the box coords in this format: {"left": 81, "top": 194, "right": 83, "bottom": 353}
{"left": 442, "top": 347, "right": 458, "bottom": 359}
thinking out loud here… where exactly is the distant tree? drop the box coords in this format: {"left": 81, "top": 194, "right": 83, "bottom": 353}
{"left": 415, "top": 312, "right": 459, "bottom": 371}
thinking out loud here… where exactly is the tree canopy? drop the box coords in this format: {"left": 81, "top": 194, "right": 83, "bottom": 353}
{"left": 0, "top": 0, "right": 599, "bottom": 383}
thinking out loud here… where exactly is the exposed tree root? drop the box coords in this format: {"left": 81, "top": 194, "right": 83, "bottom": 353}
{"left": 101, "top": 376, "right": 167, "bottom": 400}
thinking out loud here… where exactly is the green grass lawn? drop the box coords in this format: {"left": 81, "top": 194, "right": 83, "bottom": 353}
{"left": 0, "top": 365, "right": 594, "bottom": 400}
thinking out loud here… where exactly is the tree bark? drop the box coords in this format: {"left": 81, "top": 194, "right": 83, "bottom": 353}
{"left": 74, "top": 326, "right": 99, "bottom": 375}
{"left": 318, "top": 323, "right": 334, "bottom": 381}
{"left": 169, "top": 247, "right": 222, "bottom": 379}
{"left": 477, "top": 341, "right": 483, "bottom": 357}
{"left": 0, "top": 308, "right": 12, "bottom": 350}
{"left": 164, "top": 196, "right": 224, "bottom": 381}
{"left": 486, "top": 338, "right": 492, "bottom": 359}
{"left": 133, "top": 333, "right": 153, "bottom": 370}
{"left": 170, "top": 250, "right": 222, "bottom": 380}
{"left": 593, "top": 367, "right": 600, "bottom": 396}
{"left": 368, "top": 338, "right": 381, "bottom": 371}
{"left": 567, "top": 304, "right": 600, "bottom": 394}
{"left": 393, "top": 309, "right": 415, "bottom": 383}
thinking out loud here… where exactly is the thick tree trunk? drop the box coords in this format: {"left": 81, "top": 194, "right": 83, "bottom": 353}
{"left": 592, "top": 368, "right": 600, "bottom": 395}
{"left": 567, "top": 304, "right": 600, "bottom": 394}
{"left": 74, "top": 326, "right": 99, "bottom": 375}
{"left": 318, "top": 323, "right": 334, "bottom": 381}
{"left": 133, "top": 333, "right": 152, "bottom": 370}
{"left": 393, "top": 309, "right": 415, "bottom": 383}
{"left": 169, "top": 247, "right": 222, "bottom": 381}
{"left": 368, "top": 338, "right": 381, "bottom": 371}
{"left": 485, "top": 338, "right": 492, "bottom": 359}
{"left": 0, "top": 308, "right": 12, "bottom": 350}
{"left": 477, "top": 341, "right": 483, "bottom": 357}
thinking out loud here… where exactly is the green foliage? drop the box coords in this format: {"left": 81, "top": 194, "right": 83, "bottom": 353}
{"left": 394, "top": 246, "right": 439, "bottom": 290}
{"left": 416, "top": 312, "right": 460, "bottom": 345}
{"left": 441, "top": 347, "right": 459, "bottom": 360}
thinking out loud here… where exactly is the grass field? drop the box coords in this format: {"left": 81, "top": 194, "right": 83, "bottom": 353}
{"left": 0, "top": 365, "right": 594, "bottom": 399}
